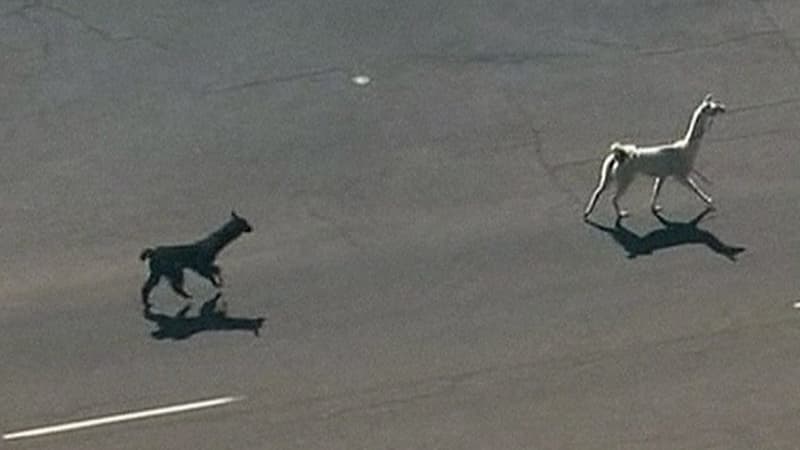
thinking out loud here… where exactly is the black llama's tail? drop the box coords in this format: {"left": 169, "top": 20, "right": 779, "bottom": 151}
{"left": 140, "top": 248, "right": 155, "bottom": 261}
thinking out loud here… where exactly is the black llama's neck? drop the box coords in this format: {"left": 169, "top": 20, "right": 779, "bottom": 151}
{"left": 204, "top": 220, "right": 245, "bottom": 255}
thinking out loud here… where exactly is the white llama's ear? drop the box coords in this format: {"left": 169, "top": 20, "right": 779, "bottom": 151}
{"left": 704, "top": 93, "right": 713, "bottom": 102}
{"left": 610, "top": 141, "right": 622, "bottom": 150}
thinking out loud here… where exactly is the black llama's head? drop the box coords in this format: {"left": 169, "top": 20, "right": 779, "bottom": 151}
{"left": 230, "top": 210, "right": 253, "bottom": 233}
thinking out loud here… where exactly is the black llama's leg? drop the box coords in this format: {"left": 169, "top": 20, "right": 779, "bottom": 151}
{"left": 196, "top": 265, "right": 223, "bottom": 288}
{"left": 141, "top": 273, "right": 161, "bottom": 307}
{"left": 166, "top": 269, "right": 192, "bottom": 299}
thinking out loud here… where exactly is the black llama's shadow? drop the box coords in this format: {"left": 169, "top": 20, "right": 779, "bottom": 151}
{"left": 143, "top": 293, "right": 265, "bottom": 340}
{"left": 585, "top": 208, "right": 745, "bottom": 261}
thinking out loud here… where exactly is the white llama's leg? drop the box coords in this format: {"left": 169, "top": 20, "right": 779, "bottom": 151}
{"left": 584, "top": 155, "right": 614, "bottom": 219}
{"left": 681, "top": 176, "right": 714, "bottom": 208}
{"left": 612, "top": 173, "right": 633, "bottom": 218}
{"left": 650, "top": 177, "right": 663, "bottom": 213}
{"left": 584, "top": 177, "right": 607, "bottom": 219}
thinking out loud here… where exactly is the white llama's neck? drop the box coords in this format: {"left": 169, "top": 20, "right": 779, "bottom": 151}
{"left": 682, "top": 105, "right": 710, "bottom": 144}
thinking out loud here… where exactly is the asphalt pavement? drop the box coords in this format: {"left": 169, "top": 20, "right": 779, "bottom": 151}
{"left": 2, "top": 1, "right": 800, "bottom": 448}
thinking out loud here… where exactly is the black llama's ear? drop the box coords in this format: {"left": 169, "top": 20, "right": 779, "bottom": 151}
{"left": 231, "top": 210, "right": 239, "bottom": 219}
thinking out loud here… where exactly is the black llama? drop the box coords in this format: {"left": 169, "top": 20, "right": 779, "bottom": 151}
{"left": 140, "top": 211, "right": 253, "bottom": 307}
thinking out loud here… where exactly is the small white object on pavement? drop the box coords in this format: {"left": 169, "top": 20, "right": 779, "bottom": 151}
{"left": 351, "top": 75, "right": 371, "bottom": 86}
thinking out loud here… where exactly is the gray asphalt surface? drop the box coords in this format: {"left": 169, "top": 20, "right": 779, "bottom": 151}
{"left": 2, "top": 1, "right": 800, "bottom": 448}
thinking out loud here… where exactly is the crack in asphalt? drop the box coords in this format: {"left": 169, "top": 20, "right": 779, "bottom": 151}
{"left": 567, "top": 29, "right": 780, "bottom": 58}
{"left": 318, "top": 381, "right": 455, "bottom": 421}
{"left": 545, "top": 91, "right": 800, "bottom": 172}
{"left": 529, "top": 127, "right": 582, "bottom": 204}
{"left": 413, "top": 50, "right": 589, "bottom": 67}
{"left": 40, "top": 3, "right": 167, "bottom": 50}
{"left": 2, "top": 0, "right": 166, "bottom": 50}
{"left": 547, "top": 124, "right": 800, "bottom": 172}
{"left": 0, "top": 0, "right": 38, "bottom": 17}
{"left": 1, "top": 0, "right": 169, "bottom": 89}
{"left": 204, "top": 67, "right": 346, "bottom": 95}
{"left": 1, "top": 1, "right": 50, "bottom": 71}
{"left": 711, "top": 127, "right": 797, "bottom": 143}
{"left": 635, "top": 29, "right": 779, "bottom": 57}
{"left": 565, "top": 36, "right": 643, "bottom": 52}
{"left": 727, "top": 96, "right": 800, "bottom": 114}
{"left": 254, "top": 314, "right": 797, "bottom": 431}
{"left": 412, "top": 30, "right": 776, "bottom": 67}
{"left": 749, "top": 0, "right": 800, "bottom": 66}
{"left": 550, "top": 156, "right": 598, "bottom": 172}
{"left": 499, "top": 90, "right": 583, "bottom": 206}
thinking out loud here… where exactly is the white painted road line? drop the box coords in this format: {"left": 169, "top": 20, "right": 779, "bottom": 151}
{"left": 3, "top": 396, "right": 243, "bottom": 441}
